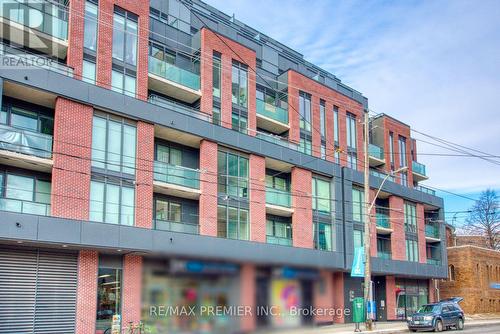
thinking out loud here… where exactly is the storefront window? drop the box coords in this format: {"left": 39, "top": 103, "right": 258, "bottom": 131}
{"left": 96, "top": 268, "right": 122, "bottom": 333}
{"left": 395, "top": 279, "right": 429, "bottom": 320}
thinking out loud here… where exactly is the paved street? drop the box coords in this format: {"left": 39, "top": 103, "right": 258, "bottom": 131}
{"left": 459, "top": 323, "right": 500, "bottom": 333}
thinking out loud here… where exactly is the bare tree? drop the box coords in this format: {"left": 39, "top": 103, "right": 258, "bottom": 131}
{"left": 464, "top": 189, "right": 500, "bottom": 250}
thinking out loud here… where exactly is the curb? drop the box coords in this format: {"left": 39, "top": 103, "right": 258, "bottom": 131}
{"left": 336, "top": 320, "right": 500, "bottom": 334}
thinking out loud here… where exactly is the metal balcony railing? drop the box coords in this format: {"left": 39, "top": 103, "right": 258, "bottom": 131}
{"left": 425, "top": 224, "right": 440, "bottom": 238}
{"left": 148, "top": 94, "right": 211, "bottom": 122}
{"left": 369, "top": 143, "right": 384, "bottom": 160}
{"left": 153, "top": 161, "right": 200, "bottom": 189}
{"left": 414, "top": 185, "right": 436, "bottom": 195}
{"left": 376, "top": 212, "right": 390, "bottom": 228}
{"left": 256, "top": 98, "right": 288, "bottom": 124}
{"left": 0, "top": 123, "right": 53, "bottom": 159}
{"left": 412, "top": 160, "right": 427, "bottom": 176}
{"left": 148, "top": 56, "right": 200, "bottom": 91}
{"left": 0, "top": 197, "right": 50, "bottom": 216}
{"left": 266, "top": 187, "right": 292, "bottom": 208}
{"left": 255, "top": 130, "right": 298, "bottom": 150}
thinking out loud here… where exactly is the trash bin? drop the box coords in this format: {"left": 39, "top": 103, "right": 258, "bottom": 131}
{"left": 352, "top": 297, "right": 366, "bottom": 323}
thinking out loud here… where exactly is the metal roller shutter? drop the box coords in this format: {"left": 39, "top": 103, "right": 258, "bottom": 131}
{"left": 0, "top": 248, "right": 78, "bottom": 334}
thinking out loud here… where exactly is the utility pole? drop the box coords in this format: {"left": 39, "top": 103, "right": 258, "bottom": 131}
{"left": 363, "top": 109, "right": 373, "bottom": 331}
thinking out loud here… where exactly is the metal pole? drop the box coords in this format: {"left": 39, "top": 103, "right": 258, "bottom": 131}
{"left": 363, "top": 110, "right": 373, "bottom": 330}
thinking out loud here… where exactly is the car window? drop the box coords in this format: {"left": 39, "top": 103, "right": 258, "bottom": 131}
{"left": 442, "top": 305, "right": 450, "bottom": 312}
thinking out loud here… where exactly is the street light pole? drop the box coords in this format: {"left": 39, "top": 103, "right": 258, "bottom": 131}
{"left": 363, "top": 110, "right": 408, "bottom": 330}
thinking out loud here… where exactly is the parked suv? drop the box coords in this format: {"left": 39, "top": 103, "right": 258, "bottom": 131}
{"left": 407, "top": 297, "right": 464, "bottom": 332}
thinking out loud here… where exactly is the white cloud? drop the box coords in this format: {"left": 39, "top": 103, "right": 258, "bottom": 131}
{"left": 204, "top": 0, "right": 500, "bottom": 191}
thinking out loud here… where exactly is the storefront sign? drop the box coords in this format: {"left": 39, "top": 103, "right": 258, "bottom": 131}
{"left": 490, "top": 282, "right": 500, "bottom": 289}
{"left": 111, "top": 314, "right": 121, "bottom": 334}
{"left": 351, "top": 247, "right": 365, "bottom": 277}
{"left": 170, "top": 260, "right": 238, "bottom": 275}
{"left": 274, "top": 267, "right": 319, "bottom": 280}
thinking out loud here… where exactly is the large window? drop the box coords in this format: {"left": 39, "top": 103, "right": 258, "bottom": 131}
{"left": 299, "top": 92, "right": 311, "bottom": 131}
{"left": 389, "top": 132, "right": 394, "bottom": 169}
{"left": 155, "top": 198, "right": 181, "bottom": 223}
{"left": 346, "top": 112, "right": 357, "bottom": 149}
{"left": 314, "top": 222, "right": 333, "bottom": 251}
{"left": 404, "top": 202, "right": 417, "bottom": 233}
{"left": 112, "top": 9, "right": 137, "bottom": 66}
{"left": 353, "top": 229, "right": 363, "bottom": 249}
{"left": 111, "top": 68, "right": 136, "bottom": 97}
{"left": 406, "top": 239, "right": 419, "bottom": 262}
{"left": 347, "top": 152, "right": 357, "bottom": 169}
{"left": 91, "top": 114, "right": 137, "bottom": 175}
{"left": 212, "top": 105, "right": 221, "bottom": 126}
{"left": 299, "top": 137, "right": 312, "bottom": 155}
{"left": 83, "top": 0, "right": 98, "bottom": 51}
{"left": 320, "top": 100, "right": 326, "bottom": 137}
{"left": 333, "top": 106, "right": 339, "bottom": 143}
{"left": 218, "top": 151, "right": 249, "bottom": 198}
{"left": 155, "top": 143, "right": 181, "bottom": 165}
{"left": 213, "top": 53, "right": 221, "bottom": 98}
{"left": 312, "top": 177, "right": 331, "bottom": 213}
{"left": 0, "top": 172, "right": 51, "bottom": 215}
{"left": 266, "top": 217, "right": 292, "bottom": 246}
{"left": 231, "top": 61, "right": 248, "bottom": 108}
{"left": 231, "top": 110, "right": 248, "bottom": 134}
{"left": 217, "top": 205, "right": 248, "bottom": 240}
{"left": 96, "top": 267, "right": 122, "bottom": 332}
{"left": 82, "top": 58, "right": 96, "bottom": 84}
{"left": 89, "top": 179, "right": 135, "bottom": 225}
{"left": 1, "top": 102, "right": 53, "bottom": 135}
{"left": 399, "top": 136, "right": 407, "bottom": 167}
{"left": 352, "top": 188, "right": 365, "bottom": 222}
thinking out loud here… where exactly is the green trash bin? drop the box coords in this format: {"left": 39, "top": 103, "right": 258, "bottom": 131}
{"left": 352, "top": 297, "right": 366, "bottom": 323}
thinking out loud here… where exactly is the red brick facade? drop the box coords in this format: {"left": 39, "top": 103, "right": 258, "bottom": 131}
{"left": 314, "top": 270, "right": 335, "bottom": 323}
{"left": 75, "top": 250, "right": 98, "bottom": 334}
{"left": 135, "top": 121, "right": 154, "bottom": 229}
{"left": 199, "top": 140, "right": 218, "bottom": 236}
{"left": 249, "top": 154, "right": 266, "bottom": 242}
{"left": 240, "top": 264, "right": 257, "bottom": 332}
{"left": 385, "top": 275, "right": 397, "bottom": 320}
{"left": 417, "top": 203, "right": 427, "bottom": 264}
{"left": 122, "top": 255, "right": 143, "bottom": 326}
{"left": 291, "top": 167, "right": 313, "bottom": 248}
{"left": 390, "top": 196, "right": 406, "bottom": 261}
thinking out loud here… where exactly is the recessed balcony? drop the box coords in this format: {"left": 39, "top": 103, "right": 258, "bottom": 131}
{"left": 425, "top": 223, "right": 441, "bottom": 242}
{"left": 0, "top": 1, "right": 68, "bottom": 59}
{"left": 0, "top": 197, "right": 50, "bottom": 216}
{"left": 266, "top": 235, "right": 292, "bottom": 247}
{"left": 412, "top": 160, "right": 428, "bottom": 181}
{"left": 154, "top": 219, "right": 199, "bottom": 235}
{"left": 0, "top": 123, "right": 53, "bottom": 172}
{"left": 368, "top": 143, "right": 385, "bottom": 166}
{"left": 265, "top": 187, "right": 293, "bottom": 217}
{"left": 153, "top": 161, "right": 201, "bottom": 200}
{"left": 377, "top": 251, "right": 392, "bottom": 260}
{"left": 148, "top": 56, "right": 201, "bottom": 104}
{"left": 256, "top": 98, "right": 289, "bottom": 134}
{"left": 255, "top": 130, "right": 298, "bottom": 151}
{"left": 375, "top": 212, "right": 393, "bottom": 234}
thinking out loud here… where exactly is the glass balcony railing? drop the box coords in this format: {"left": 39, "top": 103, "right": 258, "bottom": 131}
{"left": 154, "top": 219, "right": 199, "bottom": 235}
{"left": 370, "top": 169, "right": 395, "bottom": 182}
{"left": 412, "top": 160, "right": 427, "bottom": 176}
{"left": 148, "top": 94, "right": 211, "bottom": 122}
{"left": 148, "top": 56, "right": 200, "bottom": 91}
{"left": 256, "top": 98, "right": 288, "bottom": 125}
{"left": 427, "top": 258, "right": 441, "bottom": 265}
{"left": 267, "top": 236, "right": 292, "bottom": 246}
{"left": 377, "top": 251, "right": 392, "bottom": 260}
{"left": 415, "top": 185, "right": 436, "bottom": 195}
{"left": 425, "top": 224, "right": 440, "bottom": 238}
{"left": 153, "top": 161, "right": 200, "bottom": 189}
{"left": 0, "top": 197, "right": 50, "bottom": 216}
{"left": 0, "top": 123, "right": 53, "bottom": 159}
{"left": 369, "top": 143, "right": 384, "bottom": 160}
{"left": 255, "top": 130, "right": 298, "bottom": 150}
{"left": 376, "top": 212, "right": 390, "bottom": 228}
{"left": 265, "top": 187, "right": 291, "bottom": 208}
{"left": 1, "top": 0, "right": 69, "bottom": 40}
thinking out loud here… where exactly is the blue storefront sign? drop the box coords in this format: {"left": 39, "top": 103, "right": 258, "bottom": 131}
{"left": 351, "top": 247, "right": 365, "bottom": 277}
{"left": 170, "top": 260, "right": 239, "bottom": 275}
{"left": 490, "top": 282, "right": 500, "bottom": 289}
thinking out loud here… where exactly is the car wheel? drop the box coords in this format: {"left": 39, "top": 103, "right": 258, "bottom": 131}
{"left": 457, "top": 318, "right": 464, "bottom": 330}
{"left": 434, "top": 319, "right": 443, "bottom": 332}
{"left": 410, "top": 330, "right": 417, "bottom": 333}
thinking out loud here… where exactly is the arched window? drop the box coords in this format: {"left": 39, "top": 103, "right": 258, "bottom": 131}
{"left": 449, "top": 265, "right": 456, "bottom": 281}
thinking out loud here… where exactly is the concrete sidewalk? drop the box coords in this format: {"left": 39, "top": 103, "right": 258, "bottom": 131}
{"left": 256, "top": 318, "right": 500, "bottom": 334}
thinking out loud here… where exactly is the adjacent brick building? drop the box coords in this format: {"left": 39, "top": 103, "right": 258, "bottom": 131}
{"left": 0, "top": 0, "right": 446, "bottom": 333}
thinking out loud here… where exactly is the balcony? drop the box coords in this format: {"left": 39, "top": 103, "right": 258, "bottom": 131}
{"left": 148, "top": 94, "right": 211, "bottom": 122}
{"left": 0, "top": 0, "right": 68, "bottom": 59}
{"left": 415, "top": 185, "right": 436, "bottom": 196}
{"left": 0, "top": 197, "right": 50, "bottom": 216}
{"left": 425, "top": 224, "right": 440, "bottom": 241}
{"left": 370, "top": 169, "right": 395, "bottom": 182}
{"left": 412, "top": 160, "right": 428, "bottom": 181}
{"left": 255, "top": 130, "right": 298, "bottom": 150}
{"left": 375, "top": 212, "right": 392, "bottom": 234}
{"left": 377, "top": 251, "right": 392, "bottom": 260}
{"left": 148, "top": 56, "right": 201, "bottom": 103}
{"left": 154, "top": 219, "right": 199, "bottom": 235}
{"left": 266, "top": 236, "right": 292, "bottom": 247}
{"left": 256, "top": 98, "right": 289, "bottom": 134}
{"left": 153, "top": 161, "right": 201, "bottom": 199}
{"left": 0, "top": 123, "right": 53, "bottom": 172}
{"left": 427, "top": 258, "right": 441, "bottom": 265}
{"left": 368, "top": 143, "right": 385, "bottom": 166}
{"left": 265, "top": 187, "right": 293, "bottom": 217}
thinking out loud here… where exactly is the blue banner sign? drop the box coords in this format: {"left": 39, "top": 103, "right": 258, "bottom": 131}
{"left": 351, "top": 247, "right": 365, "bottom": 277}
{"left": 490, "top": 282, "right": 500, "bottom": 289}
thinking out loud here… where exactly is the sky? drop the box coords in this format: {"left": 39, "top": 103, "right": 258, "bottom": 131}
{"left": 204, "top": 0, "right": 500, "bottom": 225}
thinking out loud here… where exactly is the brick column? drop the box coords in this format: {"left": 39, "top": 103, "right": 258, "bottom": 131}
{"left": 369, "top": 189, "right": 377, "bottom": 257}
{"left": 240, "top": 264, "right": 256, "bottom": 332}
{"left": 249, "top": 154, "right": 266, "bottom": 242}
{"left": 338, "top": 108, "right": 347, "bottom": 167}
{"left": 325, "top": 101, "right": 335, "bottom": 162}
{"left": 314, "top": 270, "right": 334, "bottom": 324}
{"left": 333, "top": 272, "right": 345, "bottom": 323}
{"left": 66, "top": 0, "right": 85, "bottom": 79}
{"left": 135, "top": 121, "right": 154, "bottom": 228}
{"left": 417, "top": 203, "right": 427, "bottom": 263}
{"left": 96, "top": 0, "right": 113, "bottom": 89}
{"left": 389, "top": 196, "right": 406, "bottom": 260}
{"left": 311, "top": 95, "right": 321, "bottom": 158}
{"left": 287, "top": 74, "right": 300, "bottom": 144}
{"left": 385, "top": 276, "right": 397, "bottom": 320}
{"left": 429, "top": 279, "right": 436, "bottom": 303}
{"left": 75, "top": 250, "right": 98, "bottom": 334}
{"left": 199, "top": 140, "right": 218, "bottom": 236}
{"left": 51, "top": 98, "right": 93, "bottom": 220}
{"left": 220, "top": 53, "right": 233, "bottom": 129}
{"left": 291, "top": 167, "right": 313, "bottom": 248}
{"left": 122, "top": 255, "right": 143, "bottom": 326}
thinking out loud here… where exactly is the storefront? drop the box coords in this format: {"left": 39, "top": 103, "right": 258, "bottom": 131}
{"left": 256, "top": 267, "right": 318, "bottom": 329}
{"left": 395, "top": 278, "right": 429, "bottom": 320}
{"left": 142, "top": 258, "right": 240, "bottom": 334}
